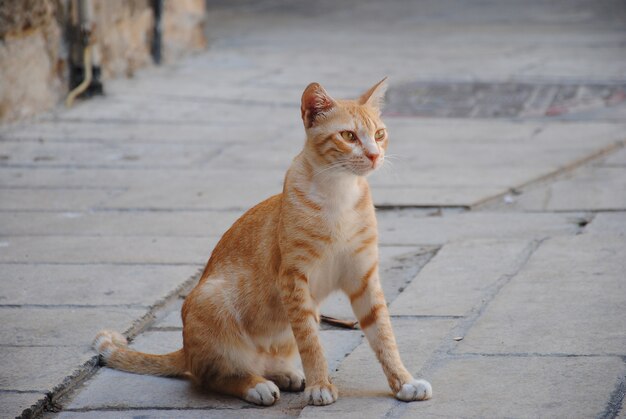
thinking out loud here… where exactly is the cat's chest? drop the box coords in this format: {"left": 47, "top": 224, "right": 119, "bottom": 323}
{"left": 312, "top": 183, "right": 364, "bottom": 240}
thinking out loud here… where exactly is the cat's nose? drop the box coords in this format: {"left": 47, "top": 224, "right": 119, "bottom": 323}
{"left": 365, "top": 151, "right": 380, "bottom": 165}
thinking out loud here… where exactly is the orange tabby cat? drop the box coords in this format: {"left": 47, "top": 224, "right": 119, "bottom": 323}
{"left": 94, "top": 79, "right": 432, "bottom": 406}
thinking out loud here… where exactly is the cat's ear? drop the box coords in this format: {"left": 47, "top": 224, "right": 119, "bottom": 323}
{"left": 301, "top": 82, "right": 336, "bottom": 128}
{"left": 359, "top": 77, "right": 388, "bottom": 109}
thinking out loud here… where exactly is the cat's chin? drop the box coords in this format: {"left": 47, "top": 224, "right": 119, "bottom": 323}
{"left": 348, "top": 165, "right": 380, "bottom": 177}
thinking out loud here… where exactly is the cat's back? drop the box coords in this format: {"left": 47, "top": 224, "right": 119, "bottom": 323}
{"left": 199, "top": 193, "right": 283, "bottom": 282}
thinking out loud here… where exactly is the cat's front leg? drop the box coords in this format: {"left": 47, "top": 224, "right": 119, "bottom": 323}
{"left": 342, "top": 259, "right": 432, "bottom": 402}
{"left": 278, "top": 265, "right": 338, "bottom": 405}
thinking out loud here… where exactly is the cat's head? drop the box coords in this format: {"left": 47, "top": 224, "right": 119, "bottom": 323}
{"left": 301, "top": 79, "right": 388, "bottom": 177}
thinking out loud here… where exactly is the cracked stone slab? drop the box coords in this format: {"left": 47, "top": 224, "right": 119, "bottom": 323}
{"left": 0, "top": 236, "right": 216, "bottom": 264}
{"left": 299, "top": 318, "right": 456, "bottom": 419}
{"left": 457, "top": 234, "right": 626, "bottom": 355}
{"left": 399, "top": 356, "right": 626, "bottom": 419}
{"left": 67, "top": 329, "right": 363, "bottom": 411}
{"left": 0, "top": 307, "right": 146, "bottom": 346}
{"left": 390, "top": 239, "right": 533, "bottom": 317}
{"left": 0, "top": 264, "right": 200, "bottom": 306}
{"left": 377, "top": 210, "right": 582, "bottom": 246}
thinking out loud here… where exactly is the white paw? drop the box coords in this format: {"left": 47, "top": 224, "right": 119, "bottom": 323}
{"left": 269, "top": 370, "right": 306, "bottom": 392}
{"left": 305, "top": 383, "right": 338, "bottom": 406}
{"left": 93, "top": 330, "right": 127, "bottom": 359}
{"left": 245, "top": 381, "right": 281, "bottom": 406}
{"left": 395, "top": 379, "right": 432, "bottom": 402}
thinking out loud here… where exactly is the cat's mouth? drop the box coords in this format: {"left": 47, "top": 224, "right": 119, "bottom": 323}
{"left": 348, "top": 159, "right": 383, "bottom": 176}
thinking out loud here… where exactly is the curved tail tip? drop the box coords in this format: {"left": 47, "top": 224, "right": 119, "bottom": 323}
{"left": 93, "top": 330, "right": 127, "bottom": 360}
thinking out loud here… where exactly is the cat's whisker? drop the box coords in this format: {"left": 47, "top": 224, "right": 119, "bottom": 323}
{"left": 312, "top": 161, "right": 348, "bottom": 178}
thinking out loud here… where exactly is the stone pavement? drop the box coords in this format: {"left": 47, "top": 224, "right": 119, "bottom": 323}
{"left": 1, "top": 0, "right": 625, "bottom": 418}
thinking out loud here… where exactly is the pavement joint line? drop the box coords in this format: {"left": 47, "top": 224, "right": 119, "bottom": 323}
{"left": 0, "top": 234, "right": 219, "bottom": 238}
{"left": 0, "top": 164, "right": 211, "bottom": 170}
{"left": 0, "top": 138, "right": 254, "bottom": 146}
{"left": 599, "top": 356, "right": 626, "bottom": 419}
{"left": 92, "top": 207, "right": 254, "bottom": 213}
{"left": 521, "top": 208, "right": 626, "bottom": 213}
{"left": 375, "top": 205, "right": 470, "bottom": 211}
{"left": 382, "top": 238, "right": 546, "bottom": 419}
{"left": 0, "top": 262, "right": 204, "bottom": 266}
{"left": 389, "top": 314, "right": 464, "bottom": 319}
{"left": 0, "top": 304, "right": 151, "bottom": 309}
{"left": 60, "top": 405, "right": 302, "bottom": 413}
{"left": 148, "top": 326, "right": 183, "bottom": 331}
{"left": 0, "top": 344, "right": 92, "bottom": 348}
{"left": 41, "top": 117, "right": 270, "bottom": 126}
{"left": 0, "top": 186, "right": 127, "bottom": 191}
{"left": 0, "top": 390, "right": 47, "bottom": 394}
{"left": 472, "top": 139, "right": 626, "bottom": 210}
{"left": 449, "top": 352, "right": 626, "bottom": 358}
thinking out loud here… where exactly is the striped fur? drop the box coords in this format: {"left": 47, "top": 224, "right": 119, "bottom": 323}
{"left": 94, "top": 79, "right": 432, "bottom": 406}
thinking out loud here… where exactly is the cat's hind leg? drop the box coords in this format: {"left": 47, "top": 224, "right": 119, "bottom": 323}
{"left": 264, "top": 345, "right": 306, "bottom": 392}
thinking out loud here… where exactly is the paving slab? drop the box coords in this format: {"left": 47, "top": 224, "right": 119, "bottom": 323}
{"left": 56, "top": 409, "right": 299, "bottom": 419}
{"left": 371, "top": 185, "right": 506, "bottom": 207}
{"left": 391, "top": 239, "right": 533, "bottom": 317}
{"left": 0, "top": 189, "right": 122, "bottom": 211}
{"left": 0, "top": 264, "right": 200, "bottom": 306}
{"left": 0, "top": 347, "right": 93, "bottom": 392}
{"left": 585, "top": 212, "right": 626, "bottom": 235}
{"left": 0, "top": 210, "right": 240, "bottom": 237}
{"left": 0, "top": 236, "right": 215, "bottom": 264}
{"left": 0, "top": 392, "right": 47, "bottom": 419}
{"left": 0, "top": 142, "right": 222, "bottom": 169}
{"left": 401, "top": 356, "right": 625, "bottom": 419}
{"left": 514, "top": 167, "right": 626, "bottom": 211}
{"left": 101, "top": 181, "right": 283, "bottom": 211}
{"left": 0, "top": 167, "right": 285, "bottom": 189}
{"left": 299, "top": 318, "right": 456, "bottom": 419}
{"left": 67, "top": 329, "right": 362, "bottom": 412}
{"left": 377, "top": 210, "right": 582, "bottom": 245}
{"left": 1, "top": 120, "right": 288, "bottom": 145}
{"left": 0, "top": 307, "right": 146, "bottom": 347}
{"left": 602, "top": 146, "right": 626, "bottom": 166}
{"left": 151, "top": 299, "right": 184, "bottom": 329}
{"left": 458, "top": 234, "right": 626, "bottom": 355}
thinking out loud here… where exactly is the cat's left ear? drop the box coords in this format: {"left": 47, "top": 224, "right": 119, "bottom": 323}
{"left": 358, "top": 77, "right": 388, "bottom": 109}
{"left": 301, "top": 82, "right": 337, "bottom": 128}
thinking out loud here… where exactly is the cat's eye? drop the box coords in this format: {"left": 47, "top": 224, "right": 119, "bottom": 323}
{"left": 341, "top": 131, "right": 357, "bottom": 142}
{"left": 375, "top": 129, "right": 386, "bottom": 141}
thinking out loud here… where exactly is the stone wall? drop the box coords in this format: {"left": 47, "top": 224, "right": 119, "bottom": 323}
{"left": 0, "top": 0, "right": 207, "bottom": 123}
{"left": 0, "top": 0, "right": 64, "bottom": 122}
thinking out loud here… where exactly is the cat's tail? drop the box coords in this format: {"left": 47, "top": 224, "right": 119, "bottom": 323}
{"left": 93, "top": 330, "right": 186, "bottom": 377}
